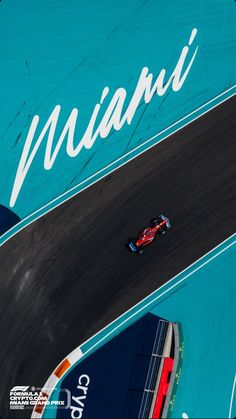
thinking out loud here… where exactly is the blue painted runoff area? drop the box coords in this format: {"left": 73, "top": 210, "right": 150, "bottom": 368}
{"left": 0, "top": 0, "right": 236, "bottom": 244}
{"left": 80, "top": 235, "right": 236, "bottom": 355}
{"left": 44, "top": 235, "right": 236, "bottom": 418}
{"left": 154, "top": 238, "right": 236, "bottom": 418}
{"left": 54, "top": 314, "right": 169, "bottom": 419}
{"left": 0, "top": 205, "right": 20, "bottom": 236}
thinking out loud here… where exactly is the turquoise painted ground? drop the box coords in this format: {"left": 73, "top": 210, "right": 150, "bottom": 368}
{"left": 0, "top": 0, "right": 236, "bottom": 241}
{"left": 153, "top": 241, "right": 236, "bottom": 418}
{"left": 44, "top": 235, "right": 236, "bottom": 418}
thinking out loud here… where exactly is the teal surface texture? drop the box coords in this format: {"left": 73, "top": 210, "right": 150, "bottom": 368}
{"left": 0, "top": 0, "right": 235, "bottom": 241}
{"left": 154, "top": 240, "right": 236, "bottom": 418}
{"left": 43, "top": 236, "right": 236, "bottom": 418}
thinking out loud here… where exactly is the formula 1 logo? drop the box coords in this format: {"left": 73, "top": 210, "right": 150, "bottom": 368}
{"left": 10, "top": 386, "right": 70, "bottom": 411}
{"left": 10, "top": 386, "right": 29, "bottom": 392}
{"left": 9, "top": 386, "right": 41, "bottom": 410}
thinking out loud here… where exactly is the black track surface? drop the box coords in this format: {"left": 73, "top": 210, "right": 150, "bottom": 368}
{"left": 0, "top": 96, "right": 236, "bottom": 418}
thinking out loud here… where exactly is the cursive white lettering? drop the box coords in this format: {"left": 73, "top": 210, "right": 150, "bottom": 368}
{"left": 10, "top": 28, "right": 198, "bottom": 207}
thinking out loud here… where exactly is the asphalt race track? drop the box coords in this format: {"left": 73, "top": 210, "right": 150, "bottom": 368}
{"left": 0, "top": 96, "right": 236, "bottom": 418}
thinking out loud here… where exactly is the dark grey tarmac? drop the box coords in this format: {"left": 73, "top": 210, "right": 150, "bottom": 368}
{"left": 0, "top": 96, "right": 236, "bottom": 418}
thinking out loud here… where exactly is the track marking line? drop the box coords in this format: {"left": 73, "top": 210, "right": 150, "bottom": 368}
{"left": 79, "top": 233, "right": 236, "bottom": 353}
{"left": 1, "top": 86, "right": 235, "bottom": 247}
{"left": 82, "top": 237, "right": 236, "bottom": 357}
{"left": 229, "top": 373, "right": 236, "bottom": 419}
{"left": 34, "top": 233, "right": 236, "bottom": 418}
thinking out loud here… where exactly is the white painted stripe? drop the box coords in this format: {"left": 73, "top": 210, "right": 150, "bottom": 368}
{"left": 229, "top": 374, "right": 236, "bottom": 419}
{"left": 31, "top": 412, "right": 42, "bottom": 419}
{"left": 31, "top": 351, "right": 83, "bottom": 418}
{"left": 82, "top": 238, "right": 236, "bottom": 357}
{"left": 43, "top": 374, "right": 59, "bottom": 393}
{"left": 79, "top": 233, "right": 236, "bottom": 353}
{"left": 32, "top": 233, "right": 236, "bottom": 419}
{"left": 32, "top": 375, "right": 58, "bottom": 418}
{"left": 1, "top": 86, "right": 235, "bottom": 248}
{"left": 67, "top": 347, "right": 83, "bottom": 364}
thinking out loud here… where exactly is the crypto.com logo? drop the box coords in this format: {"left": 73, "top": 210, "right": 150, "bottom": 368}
{"left": 70, "top": 374, "right": 90, "bottom": 419}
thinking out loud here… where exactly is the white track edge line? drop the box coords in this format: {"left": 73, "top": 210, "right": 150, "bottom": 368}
{"left": 78, "top": 232, "right": 236, "bottom": 351}
{"left": 33, "top": 234, "right": 236, "bottom": 418}
{"left": 1, "top": 86, "right": 235, "bottom": 247}
{"left": 229, "top": 374, "right": 236, "bottom": 419}
{"left": 81, "top": 237, "right": 236, "bottom": 357}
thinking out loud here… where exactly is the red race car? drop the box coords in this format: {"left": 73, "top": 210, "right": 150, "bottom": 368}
{"left": 128, "top": 215, "right": 171, "bottom": 254}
